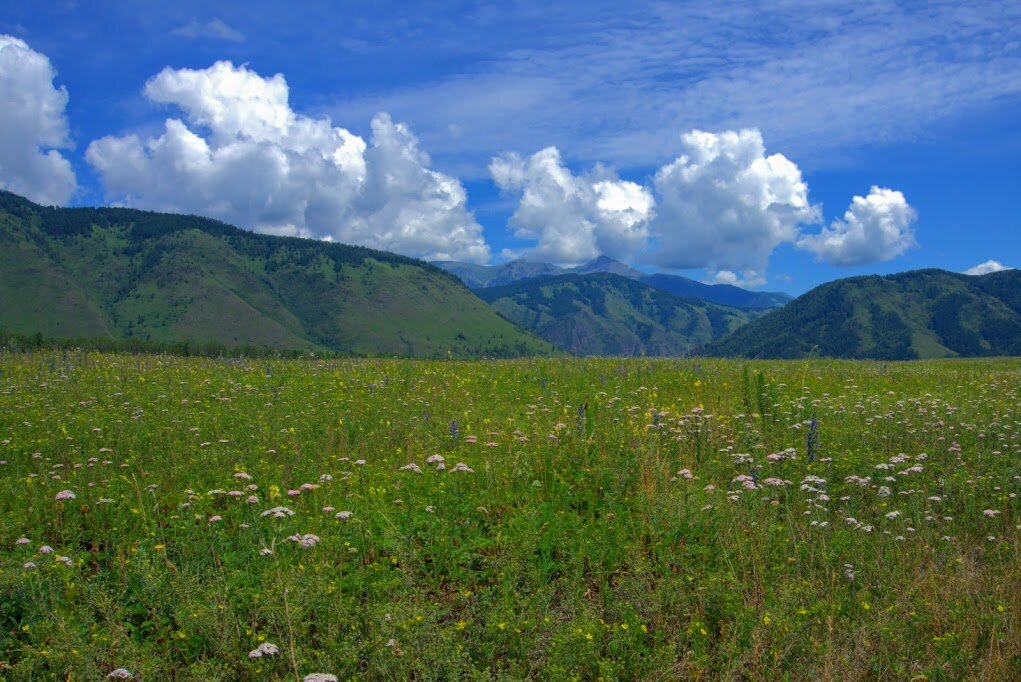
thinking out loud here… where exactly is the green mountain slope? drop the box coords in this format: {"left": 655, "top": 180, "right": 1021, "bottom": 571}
{"left": 0, "top": 190, "right": 554, "bottom": 358}
{"left": 706, "top": 268, "right": 1021, "bottom": 359}
{"left": 434, "top": 256, "right": 791, "bottom": 309}
{"left": 0, "top": 220, "right": 112, "bottom": 339}
{"left": 477, "top": 273, "right": 761, "bottom": 356}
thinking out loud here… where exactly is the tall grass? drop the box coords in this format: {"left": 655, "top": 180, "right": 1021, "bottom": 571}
{"left": 1, "top": 351, "right": 1019, "bottom": 679}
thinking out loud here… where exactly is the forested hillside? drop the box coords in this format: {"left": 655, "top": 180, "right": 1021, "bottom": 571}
{"left": 478, "top": 273, "right": 763, "bottom": 356}
{"left": 0, "top": 191, "right": 554, "bottom": 358}
{"left": 707, "top": 269, "right": 1021, "bottom": 359}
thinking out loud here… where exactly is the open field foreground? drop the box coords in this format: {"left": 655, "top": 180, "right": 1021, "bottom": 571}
{"left": 1, "top": 353, "right": 1020, "bottom": 680}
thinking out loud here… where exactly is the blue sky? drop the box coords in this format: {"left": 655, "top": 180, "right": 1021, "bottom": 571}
{"left": 1, "top": 0, "right": 1019, "bottom": 293}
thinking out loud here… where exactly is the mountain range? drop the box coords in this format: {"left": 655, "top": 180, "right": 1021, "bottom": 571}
{"left": 2, "top": 190, "right": 1019, "bottom": 360}
{"left": 433, "top": 257, "right": 792, "bottom": 309}
{"left": 0, "top": 190, "right": 553, "bottom": 358}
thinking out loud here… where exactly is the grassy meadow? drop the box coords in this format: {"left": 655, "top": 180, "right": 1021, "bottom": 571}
{"left": 1, "top": 351, "right": 1020, "bottom": 680}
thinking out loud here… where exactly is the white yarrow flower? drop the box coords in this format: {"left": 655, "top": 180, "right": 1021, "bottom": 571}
{"left": 261, "top": 506, "right": 295, "bottom": 518}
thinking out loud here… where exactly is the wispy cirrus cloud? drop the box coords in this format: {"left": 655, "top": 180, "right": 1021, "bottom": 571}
{"left": 325, "top": 1, "right": 1021, "bottom": 178}
{"left": 172, "top": 17, "right": 244, "bottom": 42}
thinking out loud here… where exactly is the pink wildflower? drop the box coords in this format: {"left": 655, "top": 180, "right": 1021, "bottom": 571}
{"left": 287, "top": 533, "right": 321, "bottom": 548}
{"left": 732, "top": 474, "right": 757, "bottom": 490}
{"left": 248, "top": 642, "right": 279, "bottom": 658}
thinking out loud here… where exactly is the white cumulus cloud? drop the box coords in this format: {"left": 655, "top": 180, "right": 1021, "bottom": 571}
{"left": 493, "top": 129, "right": 919, "bottom": 284}
{"left": 964, "top": 260, "right": 1012, "bottom": 276}
{"left": 708, "top": 270, "right": 747, "bottom": 287}
{"left": 86, "top": 61, "right": 489, "bottom": 263}
{"left": 650, "top": 129, "right": 819, "bottom": 287}
{"left": 490, "top": 146, "right": 653, "bottom": 265}
{"left": 798, "top": 186, "right": 916, "bottom": 266}
{"left": 0, "top": 35, "right": 77, "bottom": 205}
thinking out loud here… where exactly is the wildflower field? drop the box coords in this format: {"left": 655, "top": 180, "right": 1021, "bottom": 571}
{"left": 1, "top": 351, "right": 1020, "bottom": 680}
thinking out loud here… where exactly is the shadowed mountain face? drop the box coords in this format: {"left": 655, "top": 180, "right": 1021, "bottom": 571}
{"left": 477, "top": 273, "right": 767, "bottom": 356}
{"left": 0, "top": 190, "right": 554, "bottom": 358}
{"left": 434, "top": 257, "right": 791, "bottom": 309}
{"left": 706, "top": 268, "right": 1021, "bottom": 359}
{"left": 638, "top": 273, "right": 791, "bottom": 309}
